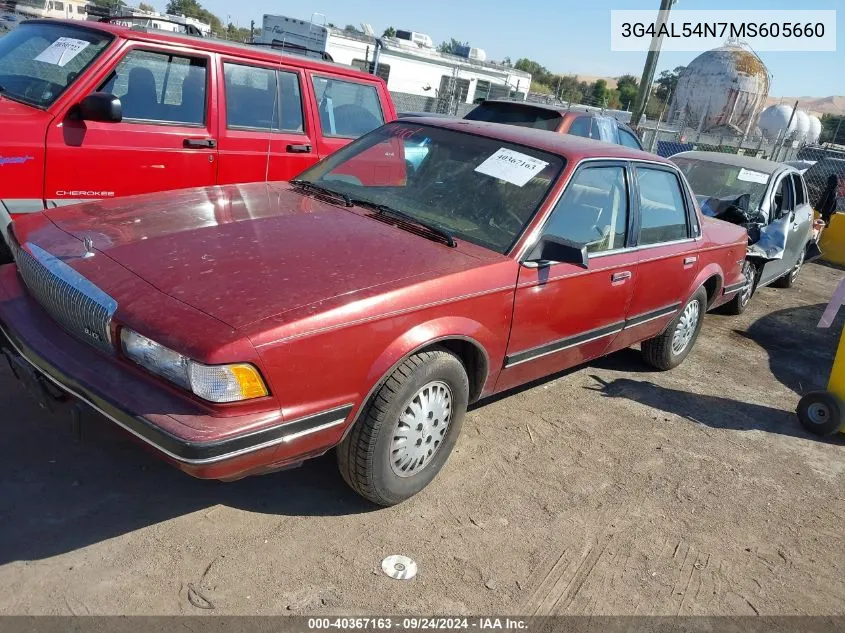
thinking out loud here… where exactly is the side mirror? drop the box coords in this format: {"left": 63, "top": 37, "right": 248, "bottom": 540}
{"left": 525, "top": 235, "right": 589, "bottom": 268}
{"left": 75, "top": 92, "right": 122, "bottom": 123}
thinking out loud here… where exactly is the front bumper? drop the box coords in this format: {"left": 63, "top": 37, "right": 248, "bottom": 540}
{"left": 0, "top": 265, "right": 352, "bottom": 480}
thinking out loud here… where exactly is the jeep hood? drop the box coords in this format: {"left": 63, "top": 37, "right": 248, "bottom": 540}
{"left": 38, "top": 183, "right": 486, "bottom": 329}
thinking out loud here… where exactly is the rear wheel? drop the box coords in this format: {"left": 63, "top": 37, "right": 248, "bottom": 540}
{"left": 773, "top": 247, "right": 805, "bottom": 288}
{"left": 642, "top": 287, "right": 707, "bottom": 371}
{"left": 724, "top": 260, "right": 757, "bottom": 315}
{"left": 337, "top": 348, "right": 469, "bottom": 506}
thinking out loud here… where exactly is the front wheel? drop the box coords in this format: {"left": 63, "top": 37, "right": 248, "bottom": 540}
{"left": 642, "top": 286, "right": 707, "bottom": 371}
{"left": 723, "top": 260, "right": 757, "bottom": 315}
{"left": 337, "top": 348, "right": 469, "bottom": 506}
{"left": 773, "top": 247, "right": 805, "bottom": 289}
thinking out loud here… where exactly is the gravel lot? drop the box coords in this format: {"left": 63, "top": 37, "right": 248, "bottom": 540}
{"left": 0, "top": 262, "right": 843, "bottom": 615}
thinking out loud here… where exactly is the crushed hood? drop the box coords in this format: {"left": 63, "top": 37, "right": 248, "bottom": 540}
{"left": 42, "top": 182, "right": 484, "bottom": 329}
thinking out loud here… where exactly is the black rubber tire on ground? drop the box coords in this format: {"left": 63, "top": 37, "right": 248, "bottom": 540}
{"left": 723, "top": 260, "right": 757, "bottom": 315}
{"left": 641, "top": 286, "right": 708, "bottom": 371}
{"left": 0, "top": 236, "right": 12, "bottom": 266}
{"left": 796, "top": 390, "right": 844, "bottom": 437}
{"left": 337, "top": 347, "right": 469, "bottom": 506}
{"left": 773, "top": 246, "right": 805, "bottom": 289}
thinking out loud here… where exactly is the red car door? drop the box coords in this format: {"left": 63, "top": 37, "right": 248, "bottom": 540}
{"left": 215, "top": 58, "right": 318, "bottom": 185}
{"left": 497, "top": 162, "right": 639, "bottom": 391}
{"left": 44, "top": 42, "right": 218, "bottom": 207}
{"left": 610, "top": 162, "right": 701, "bottom": 351}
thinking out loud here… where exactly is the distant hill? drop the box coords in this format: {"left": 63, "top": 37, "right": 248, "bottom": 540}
{"left": 765, "top": 96, "right": 845, "bottom": 117}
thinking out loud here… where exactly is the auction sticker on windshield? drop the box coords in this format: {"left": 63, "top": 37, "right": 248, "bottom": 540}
{"left": 34, "top": 37, "right": 91, "bottom": 67}
{"left": 737, "top": 168, "right": 769, "bottom": 184}
{"left": 475, "top": 148, "right": 549, "bottom": 187}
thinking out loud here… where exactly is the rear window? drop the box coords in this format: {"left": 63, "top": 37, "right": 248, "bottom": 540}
{"left": 464, "top": 102, "right": 563, "bottom": 132}
{"left": 311, "top": 75, "right": 384, "bottom": 138}
{"left": 0, "top": 23, "right": 112, "bottom": 108}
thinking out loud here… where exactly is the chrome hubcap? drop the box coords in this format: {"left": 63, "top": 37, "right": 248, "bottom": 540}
{"left": 672, "top": 300, "right": 700, "bottom": 355}
{"left": 390, "top": 381, "right": 452, "bottom": 477}
{"left": 739, "top": 264, "right": 754, "bottom": 307}
{"left": 807, "top": 402, "right": 829, "bottom": 425}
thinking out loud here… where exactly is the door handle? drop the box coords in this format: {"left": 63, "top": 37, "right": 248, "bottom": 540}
{"left": 611, "top": 271, "right": 632, "bottom": 283}
{"left": 684, "top": 256, "right": 697, "bottom": 265}
{"left": 183, "top": 138, "right": 216, "bottom": 149}
{"left": 287, "top": 143, "right": 312, "bottom": 153}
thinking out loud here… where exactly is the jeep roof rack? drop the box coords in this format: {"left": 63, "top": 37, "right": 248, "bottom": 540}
{"left": 98, "top": 15, "right": 204, "bottom": 38}
{"left": 249, "top": 39, "right": 334, "bottom": 62}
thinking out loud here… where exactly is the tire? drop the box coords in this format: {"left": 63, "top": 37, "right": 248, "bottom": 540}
{"left": 642, "top": 286, "right": 707, "bottom": 371}
{"left": 337, "top": 347, "right": 469, "bottom": 506}
{"left": 0, "top": 236, "right": 12, "bottom": 266}
{"left": 796, "top": 391, "right": 844, "bottom": 437}
{"left": 773, "top": 246, "right": 805, "bottom": 288}
{"left": 723, "top": 260, "right": 757, "bottom": 315}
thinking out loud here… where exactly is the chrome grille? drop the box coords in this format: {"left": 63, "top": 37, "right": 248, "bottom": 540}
{"left": 14, "top": 242, "right": 117, "bottom": 354}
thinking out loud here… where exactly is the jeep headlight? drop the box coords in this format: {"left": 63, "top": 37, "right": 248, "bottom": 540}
{"left": 120, "top": 328, "right": 268, "bottom": 403}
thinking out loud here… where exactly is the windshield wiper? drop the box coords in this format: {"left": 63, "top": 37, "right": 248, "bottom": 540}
{"left": 351, "top": 198, "right": 456, "bottom": 247}
{"left": 290, "top": 179, "right": 352, "bottom": 207}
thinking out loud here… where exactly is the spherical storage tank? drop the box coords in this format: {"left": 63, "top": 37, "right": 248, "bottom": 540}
{"left": 669, "top": 42, "right": 769, "bottom": 135}
{"left": 758, "top": 104, "right": 796, "bottom": 140}
{"left": 808, "top": 115, "right": 822, "bottom": 143}
{"left": 793, "top": 110, "right": 810, "bottom": 141}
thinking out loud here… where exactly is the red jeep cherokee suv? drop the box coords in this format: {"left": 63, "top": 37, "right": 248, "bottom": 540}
{"left": 0, "top": 18, "right": 395, "bottom": 261}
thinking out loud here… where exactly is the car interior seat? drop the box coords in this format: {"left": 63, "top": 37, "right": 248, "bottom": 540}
{"left": 121, "top": 67, "right": 159, "bottom": 120}
{"left": 178, "top": 68, "right": 205, "bottom": 124}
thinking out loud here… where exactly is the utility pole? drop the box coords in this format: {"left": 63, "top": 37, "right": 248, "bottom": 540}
{"left": 630, "top": 0, "right": 675, "bottom": 128}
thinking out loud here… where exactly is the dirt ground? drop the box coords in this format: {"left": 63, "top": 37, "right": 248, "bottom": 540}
{"left": 0, "top": 263, "right": 843, "bottom": 616}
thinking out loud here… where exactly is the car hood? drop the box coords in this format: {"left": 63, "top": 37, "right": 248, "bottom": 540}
{"left": 42, "top": 182, "right": 486, "bottom": 329}
{"left": 0, "top": 94, "right": 50, "bottom": 120}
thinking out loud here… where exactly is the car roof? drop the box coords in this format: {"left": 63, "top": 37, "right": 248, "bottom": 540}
{"left": 27, "top": 19, "right": 383, "bottom": 82}
{"left": 671, "top": 150, "right": 787, "bottom": 175}
{"left": 406, "top": 118, "right": 666, "bottom": 163}
{"left": 474, "top": 100, "right": 637, "bottom": 129}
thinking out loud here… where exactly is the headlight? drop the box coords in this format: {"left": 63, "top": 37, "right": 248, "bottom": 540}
{"left": 120, "top": 328, "right": 269, "bottom": 403}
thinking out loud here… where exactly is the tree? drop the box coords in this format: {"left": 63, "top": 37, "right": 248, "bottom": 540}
{"left": 655, "top": 65, "right": 685, "bottom": 101}
{"left": 382, "top": 26, "right": 396, "bottom": 38}
{"left": 438, "top": 38, "right": 468, "bottom": 55}
{"left": 615, "top": 74, "right": 639, "bottom": 110}
{"left": 88, "top": 0, "right": 125, "bottom": 8}
{"left": 138, "top": 1, "right": 155, "bottom": 11}
{"left": 344, "top": 24, "right": 362, "bottom": 34}
{"left": 165, "top": 0, "right": 222, "bottom": 33}
{"left": 502, "top": 56, "right": 512, "bottom": 66}
{"left": 820, "top": 114, "right": 845, "bottom": 144}
{"left": 590, "top": 79, "right": 609, "bottom": 106}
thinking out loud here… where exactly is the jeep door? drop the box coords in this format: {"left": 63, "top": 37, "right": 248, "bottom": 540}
{"left": 44, "top": 42, "right": 218, "bottom": 207}
{"left": 497, "top": 161, "right": 639, "bottom": 391}
{"left": 215, "top": 58, "right": 317, "bottom": 184}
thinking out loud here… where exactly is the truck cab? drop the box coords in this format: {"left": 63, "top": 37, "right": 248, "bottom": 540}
{"left": 0, "top": 18, "right": 396, "bottom": 261}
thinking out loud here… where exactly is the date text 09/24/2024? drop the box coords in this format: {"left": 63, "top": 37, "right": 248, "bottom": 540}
{"left": 307, "top": 618, "right": 528, "bottom": 630}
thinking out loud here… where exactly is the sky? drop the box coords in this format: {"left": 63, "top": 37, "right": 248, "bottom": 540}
{"left": 152, "top": 0, "right": 843, "bottom": 97}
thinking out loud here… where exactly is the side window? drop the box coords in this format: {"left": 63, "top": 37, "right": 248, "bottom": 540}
{"left": 567, "top": 116, "right": 592, "bottom": 138}
{"left": 636, "top": 167, "right": 689, "bottom": 245}
{"left": 311, "top": 76, "right": 384, "bottom": 138}
{"left": 791, "top": 173, "right": 806, "bottom": 206}
{"left": 544, "top": 166, "right": 628, "bottom": 254}
{"left": 100, "top": 49, "right": 207, "bottom": 125}
{"left": 618, "top": 128, "right": 642, "bottom": 149}
{"left": 224, "top": 63, "right": 304, "bottom": 132}
{"left": 772, "top": 176, "right": 794, "bottom": 220}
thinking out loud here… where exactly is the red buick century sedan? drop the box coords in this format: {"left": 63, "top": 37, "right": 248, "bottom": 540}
{"left": 0, "top": 119, "right": 747, "bottom": 505}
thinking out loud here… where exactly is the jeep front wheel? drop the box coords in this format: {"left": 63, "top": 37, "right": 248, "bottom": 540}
{"left": 337, "top": 348, "right": 469, "bottom": 506}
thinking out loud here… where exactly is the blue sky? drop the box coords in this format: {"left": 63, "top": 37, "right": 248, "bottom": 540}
{"left": 153, "top": 0, "right": 842, "bottom": 97}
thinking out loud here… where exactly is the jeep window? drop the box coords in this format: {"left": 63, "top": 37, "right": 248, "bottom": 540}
{"left": 0, "top": 23, "right": 111, "bottom": 108}
{"left": 618, "top": 127, "right": 643, "bottom": 150}
{"left": 636, "top": 167, "right": 690, "bottom": 244}
{"left": 99, "top": 50, "right": 207, "bottom": 125}
{"left": 224, "top": 63, "right": 304, "bottom": 132}
{"left": 543, "top": 166, "right": 629, "bottom": 254}
{"left": 311, "top": 75, "right": 384, "bottom": 138}
{"left": 464, "top": 102, "right": 562, "bottom": 132}
{"left": 297, "top": 122, "right": 564, "bottom": 254}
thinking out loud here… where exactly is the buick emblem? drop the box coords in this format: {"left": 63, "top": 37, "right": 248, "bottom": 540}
{"left": 82, "top": 236, "right": 95, "bottom": 259}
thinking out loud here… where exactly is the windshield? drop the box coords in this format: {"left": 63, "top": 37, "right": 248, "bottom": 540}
{"left": 0, "top": 23, "right": 112, "bottom": 108}
{"left": 672, "top": 157, "right": 769, "bottom": 212}
{"left": 296, "top": 122, "right": 565, "bottom": 254}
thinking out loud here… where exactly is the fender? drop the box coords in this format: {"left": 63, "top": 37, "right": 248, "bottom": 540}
{"left": 344, "top": 317, "right": 501, "bottom": 435}
{"left": 688, "top": 261, "right": 724, "bottom": 307}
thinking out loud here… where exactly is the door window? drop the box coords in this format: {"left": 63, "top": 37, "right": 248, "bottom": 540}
{"left": 312, "top": 75, "right": 384, "bottom": 138}
{"left": 543, "top": 166, "right": 629, "bottom": 254}
{"left": 790, "top": 173, "right": 806, "bottom": 206}
{"left": 771, "top": 176, "right": 794, "bottom": 221}
{"left": 99, "top": 49, "right": 207, "bottom": 124}
{"left": 567, "top": 115, "right": 592, "bottom": 138}
{"left": 223, "top": 63, "right": 304, "bottom": 132}
{"left": 636, "top": 167, "right": 689, "bottom": 244}
{"left": 618, "top": 127, "right": 642, "bottom": 149}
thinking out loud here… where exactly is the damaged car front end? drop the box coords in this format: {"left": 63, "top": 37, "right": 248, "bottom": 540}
{"left": 672, "top": 151, "right": 821, "bottom": 314}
